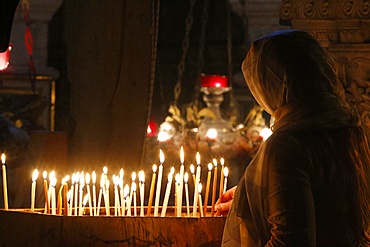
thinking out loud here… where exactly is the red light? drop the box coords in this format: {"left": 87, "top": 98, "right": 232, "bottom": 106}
{"left": 200, "top": 74, "right": 228, "bottom": 88}
{"left": 0, "top": 44, "right": 12, "bottom": 71}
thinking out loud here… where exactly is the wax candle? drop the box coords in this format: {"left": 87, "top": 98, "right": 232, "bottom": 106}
{"left": 79, "top": 171, "right": 85, "bottom": 216}
{"left": 124, "top": 184, "right": 130, "bottom": 216}
{"left": 113, "top": 175, "right": 120, "bottom": 216}
{"left": 63, "top": 176, "right": 69, "bottom": 216}
{"left": 30, "top": 169, "right": 38, "bottom": 212}
{"left": 96, "top": 176, "right": 104, "bottom": 216}
{"left": 184, "top": 172, "right": 190, "bottom": 216}
{"left": 50, "top": 176, "right": 57, "bottom": 215}
{"left": 192, "top": 152, "right": 201, "bottom": 216}
{"left": 223, "top": 167, "right": 229, "bottom": 194}
{"left": 178, "top": 146, "right": 185, "bottom": 217}
{"left": 132, "top": 182, "right": 137, "bottom": 216}
{"left": 198, "top": 183, "right": 204, "bottom": 217}
{"left": 190, "top": 164, "right": 196, "bottom": 186}
{"left": 154, "top": 149, "right": 164, "bottom": 216}
{"left": 211, "top": 159, "right": 218, "bottom": 217}
{"left": 69, "top": 173, "right": 75, "bottom": 215}
{"left": 119, "top": 169, "right": 124, "bottom": 216}
{"left": 138, "top": 170, "right": 145, "bottom": 217}
{"left": 204, "top": 163, "right": 212, "bottom": 216}
{"left": 43, "top": 171, "right": 50, "bottom": 214}
{"left": 105, "top": 179, "right": 110, "bottom": 216}
{"left": 175, "top": 173, "right": 180, "bottom": 216}
{"left": 161, "top": 168, "right": 174, "bottom": 217}
{"left": 147, "top": 164, "right": 157, "bottom": 216}
{"left": 74, "top": 172, "right": 79, "bottom": 216}
{"left": 218, "top": 158, "right": 225, "bottom": 203}
{"left": 1, "top": 153, "right": 8, "bottom": 210}
{"left": 85, "top": 173, "right": 92, "bottom": 216}
{"left": 92, "top": 171, "right": 97, "bottom": 216}
{"left": 81, "top": 194, "right": 89, "bottom": 215}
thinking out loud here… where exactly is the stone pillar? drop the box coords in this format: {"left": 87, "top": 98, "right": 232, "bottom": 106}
{"left": 280, "top": 0, "right": 370, "bottom": 126}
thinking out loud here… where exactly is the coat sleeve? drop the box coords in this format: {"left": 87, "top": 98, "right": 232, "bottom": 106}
{"left": 264, "top": 135, "right": 316, "bottom": 247}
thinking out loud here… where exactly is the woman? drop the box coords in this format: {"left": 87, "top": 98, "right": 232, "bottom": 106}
{"left": 216, "top": 30, "right": 370, "bottom": 246}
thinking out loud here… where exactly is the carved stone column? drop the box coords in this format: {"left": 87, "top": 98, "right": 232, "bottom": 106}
{"left": 280, "top": 0, "right": 370, "bottom": 126}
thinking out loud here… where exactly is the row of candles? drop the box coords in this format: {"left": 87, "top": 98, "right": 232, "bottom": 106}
{"left": 2, "top": 147, "right": 229, "bottom": 217}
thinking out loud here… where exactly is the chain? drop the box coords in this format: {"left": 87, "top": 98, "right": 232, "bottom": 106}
{"left": 21, "top": 0, "right": 36, "bottom": 93}
{"left": 173, "top": 0, "right": 197, "bottom": 104}
{"left": 193, "top": 0, "right": 209, "bottom": 106}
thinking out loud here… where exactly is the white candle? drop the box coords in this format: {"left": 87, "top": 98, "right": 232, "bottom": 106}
{"left": 79, "top": 171, "right": 85, "bottom": 216}
{"left": 204, "top": 163, "right": 212, "bottom": 216}
{"left": 81, "top": 194, "right": 89, "bottom": 215}
{"left": 85, "top": 173, "right": 93, "bottom": 216}
{"left": 223, "top": 167, "right": 229, "bottom": 194}
{"left": 92, "top": 171, "right": 97, "bottom": 216}
{"left": 124, "top": 184, "right": 130, "bottom": 216}
{"left": 119, "top": 169, "right": 124, "bottom": 216}
{"left": 63, "top": 176, "right": 70, "bottom": 215}
{"left": 132, "top": 182, "right": 137, "bottom": 216}
{"left": 184, "top": 172, "right": 190, "bottom": 217}
{"left": 69, "top": 173, "right": 75, "bottom": 215}
{"left": 105, "top": 179, "right": 110, "bottom": 216}
{"left": 161, "top": 168, "right": 174, "bottom": 217}
{"left": 198, "top": 183, "right": 204, "bottom": 217}
{"left": 1, "top": 153, "right": 8, "bottom": 210}
{"left": 113, "top": 175, "right": 120, "bottom": 216}
{"left": 154, "top": 149, "right": 164, "bottom": 216}
{"left": 211, "top": 159, "right": 218, "bottom": 217}
{"left": 175, "top": 173, "right": 180, "bottom": 216}
{"left": 178, "top": 146, "right": 185, "bottom": 217}
{"left": 138, "top": 170, "right": 145, "bottom": 216}
{"left": 193, "top": 152, "right": 201, "bottom": 216}
{"left": 74, "top": 172, "right": 79, "bottom": 216}
{"left": 147, "top": 164, "right": 157, "bottom": 216}
{"left": 31, "top": 169, "right": 38, "bottom": 212}
{"left": 96, "top": 176, "right": 104, "bottom": 216}
{"left": 218, "top": 158, "right": 225, "bottom": 202}
{"left": 50, "top": 176, "right": 57, "bottom": 215}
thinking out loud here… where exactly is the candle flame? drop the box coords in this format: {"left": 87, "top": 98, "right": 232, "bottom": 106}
{"left": 75, "top": 172, "right": 80, "bottom": 184}
{"left": 131, "top": 172, "right": 136, "bottom": 182}
{"left": 208, "top": 163, "right": 213, "bottom": 171}
{"left": 220, "top": 157, "right": 225, "bottom": 166}
{"left": 168, "top": 172, "right": 173, "bottom": 182}
{"left": 184, "top": 172, "right": 189, "bottom": 183}
{"left": 213, "top": 158, "right": 217, "bottom": 167}
{"left": 82, "top": 194, "right": 89, "bottom": 206}
{"left": 175, "top": 173, "right": 180, "bottom": 184}
{"left": 32, "top": 169, "right": 39, "bottom": 182}
{"left": 196, "top": 152, "right": 201, "bottom": 166}
{"left": 1, "top": 153, "right": 5, "bottom": 165}
{"left": 206, "top": 128, "right": 218, "bottom": 140}
{"left": 50, "top": 176, "right": 57, "bottom": 187}
{"left": 119, "top": 168, "right": 124, "bottom": 179}
{"left": 92, "top": 171, "right": 96, "bottom": 184}
{"left": 80, "top": 171, "right": 85, "bottom": 187}
{"left": 170, "top": 167, "right": 175, "bottom": 174}
{"left": 198, "top": 183, "right": 203, "bottom": 194}
{"left": 152, "top": 164, "right": 157, "bottom": 173}
{"left": 43, "top": 171, "right": 47, "bottom": 180}
{"left": 224, "top": 167, "right": 229, "bottom": 177}
{"left": 100, "top": 175, "right": 105, "bottom": 188}
{"left": 159, "top": 149, "right": 165, "bottom": 164}
{"left": 113, "top": 175, "right": 119, "bottom": 186}
{"left": 106, "top": 179, "right": 110, "bottom": 189}
{"left": 124, "top": 184, "right": 130, "bottom": 197}
{"left": 49, "top": 170, "right": 56, "bottom": 181}
{"left": 132, "top": 182, "right": 137, "bottom": 192}
{"left": 139, "top": 170, "right": 145, "bottom": 183}
{"left": 85, "top": 173, "right": 90, "bottom": 185}
{"left": 260, "top": 127, "right": 273, "bottom": 141}
{"left": 103, "top": 166, "right": 108, "bottom": 175}
{"left": 190, "top": 164, "right": 195, "bottom": 174}
{"left": 180, "top": 146, "right": 184, "bottom": 164}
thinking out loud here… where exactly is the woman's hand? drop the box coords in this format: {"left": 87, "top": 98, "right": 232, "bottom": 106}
{"left": 215, "top": 186, "right": 237, "bottom": 216}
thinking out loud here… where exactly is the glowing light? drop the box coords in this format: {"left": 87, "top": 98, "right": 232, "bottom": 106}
{"left": 260, "top": 127, "right": 273, "bottom": 140}
{"left": 206, "top": 128, "right": 218, "bottom": 140}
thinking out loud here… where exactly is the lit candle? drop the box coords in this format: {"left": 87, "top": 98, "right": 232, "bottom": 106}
{"left": 192, "top": 152, "right": 201, "bottom": 216}
{"left": 184, "top": 172, "right": 190, "bottom": 216}
{"left": 69, "top": 173, "right": 75, "bottom": 215}
{"left": 174, "top": 173, "right": 180, "bottom": 216}
{"left": 198, "top": 183, "right": 204, "bottom": 217}
{"left": 204, "top": 163, "right": 212, "bottom": 216}
{"left": 85, "top": 173, "right": 93, "bottom": 216}
{"left": 92, "top": 171, "right": 97, "bottom": 216}
{"left": 96, "top": 175, "right": 104, "bottom": 216}
{"left": 63, "top": 176, "right": 69, "bottom": 216}
{"left": 50, "top": 176, "right": 57, "bottom": 215}
{"left": 124, "top": 184, "right": 130, "bottom": 216}
{"left": 211, "top": 159, "right": 218, "bottom": 217}
{"left": 79, "top": 171, "right": 85, "bottom": 216}
{"left": 105, "top": 179, "right": 110, "bottom": 216}
{"left": 190, "top": 164, "right": 196, "bottom": 186}
{"left": 130, "top": 172, "right": 136, "bottom": 216}
{"left": 132, "top": 182, "right": 137, "bottom": 216}
{"left": 161, "top": 168, "right": 174, "bottom": 217}
{"left": 154, "top": 149, "right": 164, "bottom": 216}
{"left": 223, "top": 167, "right": 229, "bottom": 194}
{"left": 74, "top": 172, "right": 80, "bottom": 216}
{"left": 147, "top": 164, "right": 157, "bottom": 216}
{"left": 113, "top": 175, "right": 120, "bottom": 216}
{"left": 138, "top": 170, "right": 145, "bottom": 217}
{"left": 1, "top": 153, "right": 8, "bottom": 210}
{"left": 178, "top": 146, "right": 185, "bottom": 217}
{"left": 81, "top": 194, "right": 89, "bottom": 215}
{"left": 119, "top": 169, "right": 124, "bottom": 216}
{"left": 218, "top": 158, "right": 225, "bottom": 203}
{"left": 30, "top": 169, "right": 39, "bottom": 212}
{"left": 43, "top": 171, "right": 50, "bottom": 214}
